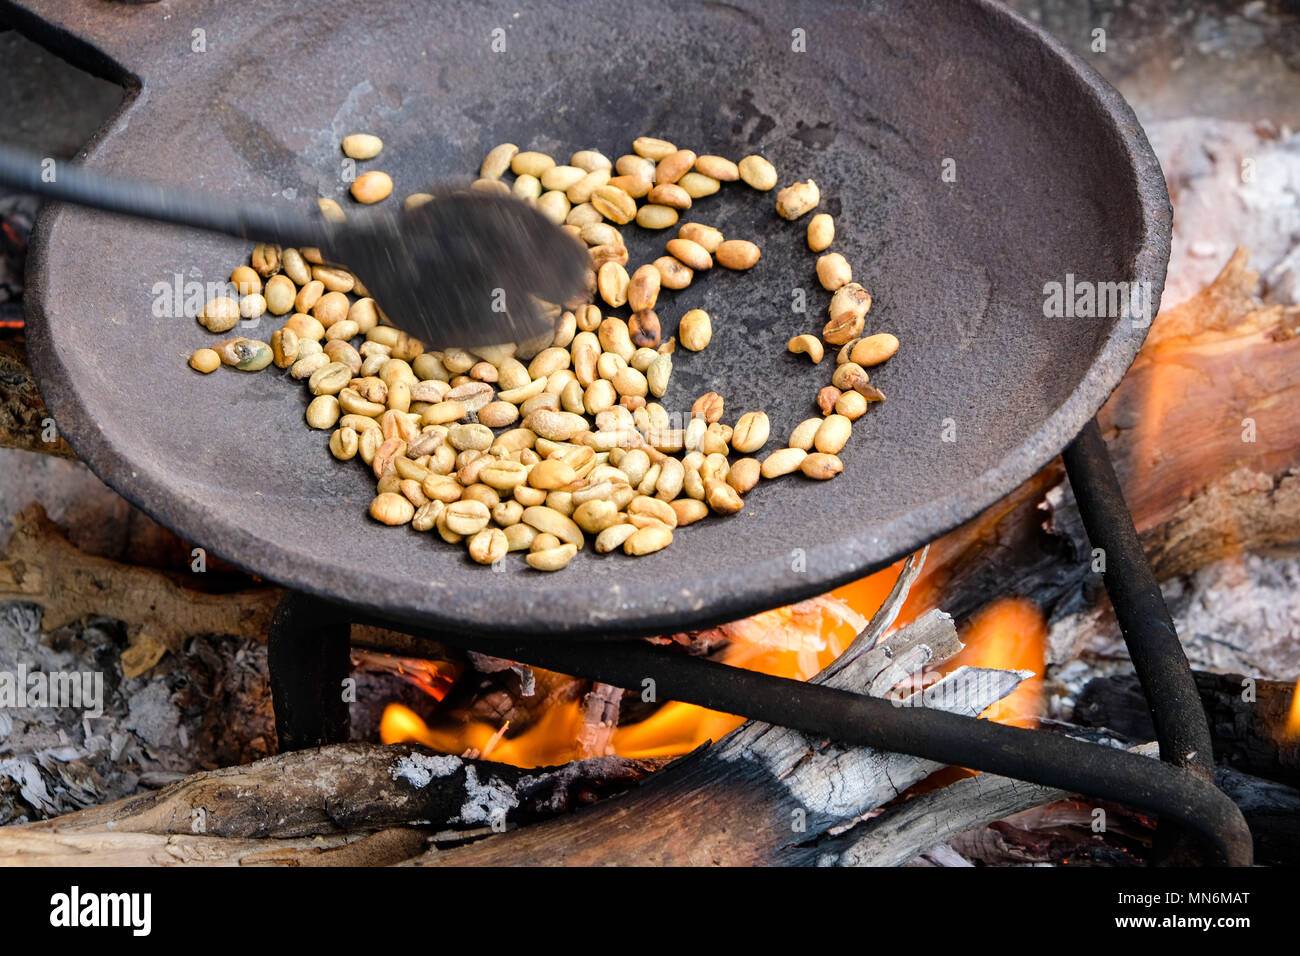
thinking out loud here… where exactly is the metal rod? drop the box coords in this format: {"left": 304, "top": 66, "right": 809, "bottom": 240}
{"left": 1062, "top": 419, "right": 1217, "bottom": 782}
{"left": 0, "top": 143, "right": 330, "bottom": 248}
{"left": 388, "top": 628, "right": 1252, "bottom": 865}
{"left": 268, "top": 592, "right": 352, "bottom": 751}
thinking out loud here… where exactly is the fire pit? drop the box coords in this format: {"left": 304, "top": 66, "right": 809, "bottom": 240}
{"left": 0, "top": 0, "right": 1297, "bottom": 881}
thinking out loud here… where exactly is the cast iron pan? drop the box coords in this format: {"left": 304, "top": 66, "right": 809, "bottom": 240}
{"left": 8, "top": 0, "right": 1170, "bottom": 640}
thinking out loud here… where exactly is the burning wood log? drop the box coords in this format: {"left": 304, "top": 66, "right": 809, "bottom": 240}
{"left": 849, "top": 737, "right": 1300, "bottom": 868}
{"left": 793, "top": 724, "right": 1300, "bottom": 868}
{"left": 432, "top": 657, "right": 588, "bottom": 733}
{"left": 576, "top": 683, "right": 623, "bottom": 759}
{"left": 803, "top": 742, "right": 1158, "bottom": 867}
{"left": 403, "top": 660, "right": 1016, "bottom": 865}
{"left": 973, "top": 765, "right": 1300, "bottom": 868}
{"left": 1101, "top": 248, "right": 1300, "bottom": 579}
{"left": 402, "top": 558, "right": 1029, "bottom": 866}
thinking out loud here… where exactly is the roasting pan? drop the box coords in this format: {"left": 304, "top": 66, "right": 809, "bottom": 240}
{"left": 7, "top": 0, "right": 1170, "bottom": 640}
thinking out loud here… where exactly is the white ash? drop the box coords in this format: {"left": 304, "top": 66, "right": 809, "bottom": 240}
{"left": 121, "top": 681, "right": 181, "bottom": 752}
{"left": 389, "top": 752, "right": 461, "bottom": 789}
{"left": 1145, "top": 119, "right": 1300, "bottom": 309}
{"left": 1046, "top": 549, "right": 1300, "bottom": 720}
{"left": 1162, "top": 550, "right": 1300, "bottom": 678}
{"left": 389, "top": 755, "right": 522, "bottom": 827}
{"left": 455, "top": 764, "right": 519, "bottom": 826}
{"left": 0, "top": 600, "right": 273, "bottom": 824}
{"left": 0, "top": 756, "right": 58, "bottom": 816}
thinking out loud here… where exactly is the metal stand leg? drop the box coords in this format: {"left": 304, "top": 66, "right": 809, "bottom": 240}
{"left": 268, "top": 591, "right": 351, "bottom": 751}
{"left": 1063, "top": 418, "right": 1222, "bottom": 861}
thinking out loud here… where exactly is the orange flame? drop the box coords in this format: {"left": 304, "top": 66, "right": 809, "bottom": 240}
{"left": 378, "top": 563, "right": 1042, "bottom": 767}
{"left": 380, "top": 560, "right": 919, "bottom": 768}
{"left": 830, "top": 558, "right": 930, "bottom": 632}
{"left": 1285, "top": 678, "right": 1300, "bottom": 741}
{"left": 944, "top": 596, "right": 1046, "bottom": 726}
{"left": 382, "top": 700, "right": 592, "bottom": 767}
{"left": 353, "top": 650, "right": 455, "bottom": 701}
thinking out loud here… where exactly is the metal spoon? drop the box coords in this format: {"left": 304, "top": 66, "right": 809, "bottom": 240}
{"left": 0, "top": 144, "right": 588, "bottom": 347}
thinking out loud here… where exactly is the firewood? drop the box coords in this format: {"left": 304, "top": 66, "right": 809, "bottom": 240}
{"left": 0, "top": 503, "right": 278, "bottom": 677}
{"left": 951, "top": 801, "right": 1157, "bottom": 866}
{"left": 434, "top": 660, "right": 587, "bottom": 732}
{"left": 1074, "top": 671, "right": 1300, "bottom": 788}
{"left": 797, "top": 736, "right": 1300, "bottom": 867}
{"left": 1100, "top": 248, "right": 1300, "bottom": 580}
{"left": 1215, "top": 766, "right": 1300, "bottom": 867}
{"left": 956, "top": 765, "right": 1300, "bottom": 868}
{"left": 0, "top": 826, "right": 426, "bottom": 868}
{"left": 905, "top": 844, "right": 974, "bottom": 867}
{"left": 0, "top": 743, "right": 667, "bottom": 865}
{"left": 404, "top": 557, "right": 1030, "bottom": 866}
{"left": 0, "top": 513, "right": 450, "bottom": 690}
{"left": 804, "top": 742, "right": 1153, "bottom": 867}
{"left": 576, "top": 683, "right": 623, "bottom": 759}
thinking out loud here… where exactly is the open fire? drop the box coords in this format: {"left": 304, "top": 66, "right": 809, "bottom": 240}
{"left": 378, "top": 561, "right": 1046, "bottom": 768}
